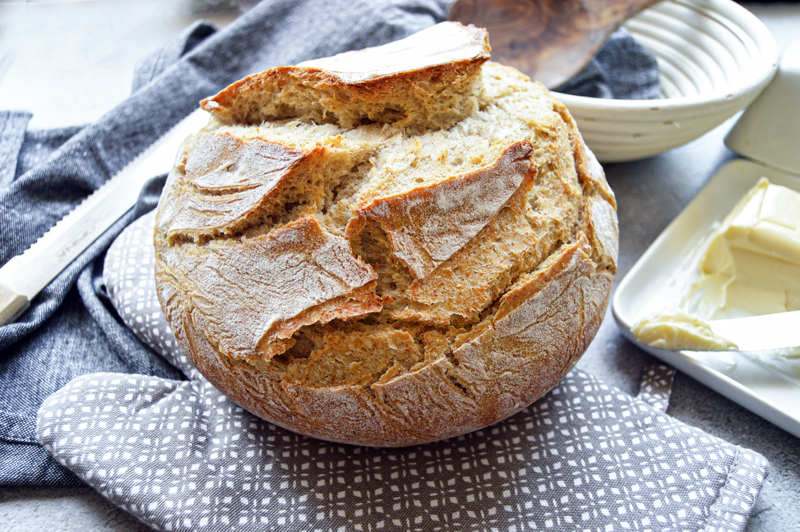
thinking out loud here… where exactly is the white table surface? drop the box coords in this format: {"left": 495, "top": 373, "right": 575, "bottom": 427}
{"left": 1, "top": 1, "right": 799, "bottom": 531}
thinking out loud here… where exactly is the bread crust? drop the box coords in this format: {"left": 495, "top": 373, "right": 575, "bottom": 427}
{"left": 349, "top": 140, "right": 535, "bottom": 279}
{"left": 201, "top": 23, "right": 490, "bottom": 130}
{"left": 154, "top": 22, "right": 618, "bottom": 447}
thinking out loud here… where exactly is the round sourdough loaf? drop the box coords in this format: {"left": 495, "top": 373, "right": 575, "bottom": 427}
{"left": 154, "top": 22, "right": 618, "bottom": 447}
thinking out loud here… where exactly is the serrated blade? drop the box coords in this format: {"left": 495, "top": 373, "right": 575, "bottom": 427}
{"left": 0, "top": 108, "right": 208, "bottom": 325}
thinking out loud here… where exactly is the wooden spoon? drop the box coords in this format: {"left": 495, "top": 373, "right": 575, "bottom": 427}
{"left": 448, "top": 0, "right": 663, "bottom": 89}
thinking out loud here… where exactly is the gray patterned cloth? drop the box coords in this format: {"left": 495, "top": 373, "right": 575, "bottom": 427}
{"left": 35, "top": 212, "right": 769, "bottom": 532}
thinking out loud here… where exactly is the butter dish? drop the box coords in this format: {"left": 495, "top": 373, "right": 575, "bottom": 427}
{"left": 614, "top": 38, "right": 800, "bottom": 438}
{"left": 613, "top": 159, "right": 800, "bottom": 438}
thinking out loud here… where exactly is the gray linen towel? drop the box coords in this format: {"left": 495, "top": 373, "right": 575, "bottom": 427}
{"left": 36, "top": 212, "right": 768, "bottom": 532}
{"left": 2, "top": 0, "right": 659, "bottom": 486}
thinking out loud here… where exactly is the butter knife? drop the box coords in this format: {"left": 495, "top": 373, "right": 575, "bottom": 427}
{"left": 0, "top": 108, "right": 208, "bottom": 325}
{"left": 704, "top": 310, "right": 800, "bottom": 352}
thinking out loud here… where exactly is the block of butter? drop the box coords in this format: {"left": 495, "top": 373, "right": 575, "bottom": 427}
{"left": 684, "top": 177, "right": 800, "bottom": 319}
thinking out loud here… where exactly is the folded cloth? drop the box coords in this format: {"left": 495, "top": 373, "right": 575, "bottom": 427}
{"left": 0, "top": 0, "right": 660, "bottom": 486}
{"left": 35, "top": 212, "right": 767, "bottom": 532}
{"left": 557, "top": 26, "right": 661, "bottom": 99}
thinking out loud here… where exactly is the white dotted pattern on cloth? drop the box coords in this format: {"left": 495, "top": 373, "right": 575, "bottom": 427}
{"left": 102, "top": 211, "right": 200, "bottom": 380}
{"left": 637, "top": 364, "right": 676, "bottom": 413}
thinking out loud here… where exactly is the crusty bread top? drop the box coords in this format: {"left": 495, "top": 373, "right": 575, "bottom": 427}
{"left": 297, "top": 22, "right": 490, "bottom": 83}
{"left": 200, "top": 22, "right": 490, "bottom": 130}
{"left": 157, "top": 45, "right": 616, "bottom": 359}
{"left": 154, "top": 22, "right": 618, "bottom": 446}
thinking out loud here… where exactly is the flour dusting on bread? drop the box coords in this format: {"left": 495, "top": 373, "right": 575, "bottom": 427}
{"left": 155, "top": 22, "right": 618, "bottom": 447}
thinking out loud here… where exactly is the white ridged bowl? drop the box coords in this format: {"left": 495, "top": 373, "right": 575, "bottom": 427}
{"left": 553, "top": 0, "right": 778, "bottom": 163}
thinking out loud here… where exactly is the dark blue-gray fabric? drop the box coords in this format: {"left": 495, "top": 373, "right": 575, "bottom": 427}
{"left": 557, "top": 26, "right": 661, "bottom": 99}
{"left": 0, "top": 0, "right": 659, "bottom": 486}
{"left": 0, "top": 112, "right": 32, "bottom": 188}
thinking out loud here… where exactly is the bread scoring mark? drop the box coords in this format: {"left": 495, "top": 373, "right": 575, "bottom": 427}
{"left": 562, "top": 105, "right": 616, "bottom": 210}
{"left": 160, "top": 217, "right": 383, "bottom": 361}
{"left": 493, "top": 236, "right": 593, "bottom": 343}
{"left": 393, "top": 170, "right": 539, "bottom": 326}
{"left": 353, "top": 141, "right": 534, "bottom": 280}
{"left": 585, "top": 196, "right": 619, "bottom": 271}
{"left": 165, "top": 134, "right": 310, "bottom": 240}
{"left": 280, "top": 327, "right": 423, "bottom": 388}
{"left": 166, "top": 131, "right": 380, "bottom": 243}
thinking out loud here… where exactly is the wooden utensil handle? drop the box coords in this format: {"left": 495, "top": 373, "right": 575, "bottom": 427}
{"left": 449, "top": 0, "right": 664, "bottom": 88}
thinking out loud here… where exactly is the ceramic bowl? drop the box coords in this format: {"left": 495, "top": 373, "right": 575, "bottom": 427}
{"left": 554, "top": 0, "right": 778, "bottom": 163}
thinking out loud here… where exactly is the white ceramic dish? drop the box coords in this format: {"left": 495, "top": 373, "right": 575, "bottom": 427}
{"left": 554, "top": 0, "right": 778, "bottom": 163}
{"left": 613, "top": 158, "right": 800, "bottom": 438}
{"left": 725, "top": 40, "right": 800, "bottom": 176}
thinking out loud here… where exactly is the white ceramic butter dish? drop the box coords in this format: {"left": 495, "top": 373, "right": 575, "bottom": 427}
{"left": 613, "top": 41, "right": 800, "bottom": 437}
{"left": 614, "top": 159, "right": 800, "bottom": 438}
{"left": 725, "top": 40, "right": 800, "bottom": 176}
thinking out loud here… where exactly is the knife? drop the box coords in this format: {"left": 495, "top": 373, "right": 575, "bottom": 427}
{"left": 704, "top": 310, "right": 800, "bottom": 352}
{"left": 0, "top": 108, "right": 209, "bottom": 325}
{"left": 677, "top": 312, "right": 800, "bottom": 383}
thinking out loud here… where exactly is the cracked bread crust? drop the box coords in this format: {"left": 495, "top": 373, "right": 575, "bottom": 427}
{"left": 201, "top": 22, "right": 490, "bottom": 131}
{"left": 154, "top": 22, "right": 618, "bottom": 447}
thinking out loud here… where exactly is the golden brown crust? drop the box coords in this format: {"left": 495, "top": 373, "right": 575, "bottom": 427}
{"left": 201, "top": 22, "right": 491, "bottom": 130}
{"left": 351, "top": 140, "right": 535, "bottom": 279}
{"left": 396, "top": 165, "right": 539, "bottom": 325}
{"left": 154, "top": 22, "right": 618, "bottom": 447}
{"left": 448, "top": 238, "right": 613, "bottom": 421}
{"left": 156, "top": 217, "right": 384, "bottom": 361}
{"left": 162, "top": 134, "right": 311, "bottom": 240}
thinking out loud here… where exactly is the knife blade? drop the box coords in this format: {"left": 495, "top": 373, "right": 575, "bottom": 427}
{"left": 0, "top": 108, "right": 209, "bottom": 325}
{"left": 705, "top": 310, "right": 800, "bottom": 352}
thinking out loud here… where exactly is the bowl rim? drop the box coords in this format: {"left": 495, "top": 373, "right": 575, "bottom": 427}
{"left": 551, "top": 0, "right": 778, "bottom": 113}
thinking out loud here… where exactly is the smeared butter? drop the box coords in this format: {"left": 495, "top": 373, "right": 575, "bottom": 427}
{"left": 684, "top": 177, "right": 800, "bottom": 319}
{"left": 632, "top": 178, "right": 800, "bottom": 352}
{"left": 632, "top": 308, "right": 737, "bottom": 351}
